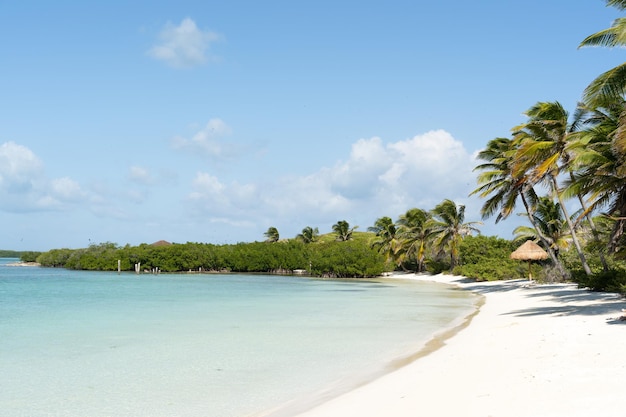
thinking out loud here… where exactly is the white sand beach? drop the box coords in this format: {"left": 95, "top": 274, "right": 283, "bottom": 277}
{"left": 291, "top": 274, "right": 626, "bottom": 417}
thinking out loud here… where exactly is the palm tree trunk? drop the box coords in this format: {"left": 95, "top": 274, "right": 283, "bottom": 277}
{"left": 570, "top": 172, "right": 609, "bottom": 271}
{"left": 551, "top": 175, "right": 592, "bottom": 276}
{"left": 520, "top": 192, "right": 568, "bottom": 279}
{"left": 608, "top": 191, "right": 626, "bottom": 253}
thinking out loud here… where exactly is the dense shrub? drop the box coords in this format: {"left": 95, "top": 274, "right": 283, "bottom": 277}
{"left": 309, "top": 240, "right": 385, "bottom": 277}
{"left": 20, "top": 251, "right": 42, "bottom": 262}
{"left": 35, "top": 238, "right": 384, "bottom": 278}
{"left": 455, "top": 235, "right": 523, "bottom": 281}
{"left": 571, "top": 268, "right": 626, "bottom": 295}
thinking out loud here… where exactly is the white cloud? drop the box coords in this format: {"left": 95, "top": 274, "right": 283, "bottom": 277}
{"left": 0, "top": 142, "right": 96, "bottom": 213}
{"left": 148, "top": 18, "right": 221, "bottom": 68}
{"left": 0, "top": 141, "right": 43, "bottom": 193}
{"left": 188, "top": 172, "right": 260, "bottom": 218}
{"left": 172, "top": 118, "right": 242, "bottom": 159}
{"left": 128, "top": 166, "right": 154, "bottom": 185}
{"left": 49, "top": 177, "right": 84, "bottom": 202}
{"left": 184, "top": 130, "right": 481, "bottom": 239}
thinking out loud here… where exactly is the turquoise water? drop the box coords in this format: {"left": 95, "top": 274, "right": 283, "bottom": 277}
{"left": 0, "top": 259, "right": 478, "bottom": 417}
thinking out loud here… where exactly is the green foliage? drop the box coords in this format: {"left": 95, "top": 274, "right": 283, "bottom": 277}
{"left": 571, "top": 268, "right": 626, "bottom": 295}
{"left": 309, "top": 240, "right": 385, "bottom": 277}
{"left": 0, "top": 250, "right": 22, "bottom": 258}
{"left": 35, "top": 238, "right": 384, "bottom": 277}
{"left": 20, "top": 251, "right": 42, "bottom": 262}
{"left": 454, "top": 235, "right": 524, "bottom": 281}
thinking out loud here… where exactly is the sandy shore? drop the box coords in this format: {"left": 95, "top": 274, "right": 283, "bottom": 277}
{"left": 290, "top": 273, "right": 626, "bottom": 417}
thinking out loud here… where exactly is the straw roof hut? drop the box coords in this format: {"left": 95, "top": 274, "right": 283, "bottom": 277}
{"left": 510, "top": 240, "right": 549, "bottom": 280}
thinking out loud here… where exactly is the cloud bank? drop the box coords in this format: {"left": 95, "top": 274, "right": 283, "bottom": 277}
{"left": 0, "top": 129, "right": 485, "bottom": 246}
{"left": 185, "top": 129, "right": 479, "bottom": 239}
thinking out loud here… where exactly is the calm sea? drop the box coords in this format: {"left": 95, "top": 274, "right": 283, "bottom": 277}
{"left": 0, "top": 259, "right": 478, "bottom": 417}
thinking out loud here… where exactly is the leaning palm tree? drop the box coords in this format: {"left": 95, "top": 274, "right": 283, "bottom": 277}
{"left": 263, "top": 226, "right": 280, "bottom": 243}
{"left": 566, "top": 99, "right": 626, "bottom": 254}
{"left": 368, "top": 216, "right": 402, "bottom": 267}
{"left": 296, "top": 226, "right": 319, "bottom": 244}
{"left": 471, "top": 137, "right": 568, "bottom": 278}
{"left": 513, "top": 197, "right": 571, "bottom": 259}
{"left": 428, "top": 199, "right": 482, "bottom": 269}
{"left": 511, "top": 101, "right": 592, "bottom": 276}
{"left": 396, "top": 208, "right": 432, "bottom": 272}
{"left": 579, "top": 1, "right": 626, "bottom": 106}
{"left": 332, "top": 220, "right": 358, "bottom": 241}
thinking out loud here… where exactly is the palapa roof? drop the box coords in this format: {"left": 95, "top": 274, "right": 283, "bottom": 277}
{"left": 510, "top": 240, "right": 549, "bottom": 261}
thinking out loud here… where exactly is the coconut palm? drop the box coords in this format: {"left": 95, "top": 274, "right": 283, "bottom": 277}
{"left": 368, "top": 216, "right": 402, "bottom": 267}
{"left": 396, "top": 208, "right": 432, "bottom": 272}
{"left": 579, "top": 1, "right": 626, "bottom": 106}
{"left": 567, "top": 99, "right": 626, "bottom": 254}
{"left": 511, "top": 101, "right": 592, "bottom": 275}
{"left": 296, "top": 226, "right": 319, "bottom": 244}
{"left": 332, "top": 220, "right": 357, "bottom": 241}
{"left": 513, "top": 197, "right": 571, "bottom": 258}
{"left": 428, "top": 199, "right": 482, "bottom": 269}
{"left": 471, "top": 137, "right": 531, "bottom": 222}
{"left": 263, "top": 226, "right": 280, "bottom": 243}
{"left": 472, "top": 137, "right": 568, "bottom": 277}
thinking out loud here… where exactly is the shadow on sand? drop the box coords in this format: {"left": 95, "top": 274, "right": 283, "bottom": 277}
{"left": 444, "top": 276, "right": 626, "bottom": 324}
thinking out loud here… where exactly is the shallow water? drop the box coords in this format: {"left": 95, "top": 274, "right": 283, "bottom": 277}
{"left": 0, "top": 259, "right": 478, "bottom": 417}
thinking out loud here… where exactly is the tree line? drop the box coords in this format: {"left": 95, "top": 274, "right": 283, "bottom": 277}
{"left": 34, "top": 200, "right": 491, "bottom": 278}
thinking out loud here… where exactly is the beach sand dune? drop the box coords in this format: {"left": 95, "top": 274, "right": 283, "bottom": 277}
{"left": 291, "top": 274, "right": 626, "bottom": 417}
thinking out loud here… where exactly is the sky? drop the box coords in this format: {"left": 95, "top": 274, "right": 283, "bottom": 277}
{"left": 0, "top": 1, "right": 624, "bottom": 251}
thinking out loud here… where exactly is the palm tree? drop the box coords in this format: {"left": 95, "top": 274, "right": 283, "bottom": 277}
{"left": 567, "top": 99, "right": 626, "bottom": 254}
{"left": 296, "top": 226, "right": 319, "bottom": 244}
{"left": 332, "top": 220, "right": 358, "bottom": 241}
{"left": 471, "top": 137, "right": 530, "bottom": 222}
{"left": 511, "top": 101, "right": 593, "bottom": 275}
{"left": 428, "top": 199, "right": 482, "bottom": 269}
{"left": 513, "top": 197, "right": 570, "bottom": 258}
{"left": 368, "top": 216, "right": 402, "bottom": 267}
{"left": 579, "top": 1, "right": 626, "bottom": 106}
{"left": 396, "top": 208, "right": 432, "bottom": 272}
{"left": 264, "top": 227, "right": 280, "bottom": 243}
{"left": 472, "top": 137, "right": 568, "bottom": 277}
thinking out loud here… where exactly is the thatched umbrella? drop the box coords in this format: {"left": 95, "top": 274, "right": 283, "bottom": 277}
{"left": 510, "top": 240, "right": 549, "bottom": 280}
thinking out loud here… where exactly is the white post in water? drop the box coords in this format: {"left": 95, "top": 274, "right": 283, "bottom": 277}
{"left": 118, "top": 259, "right": 121, "bottom": 274}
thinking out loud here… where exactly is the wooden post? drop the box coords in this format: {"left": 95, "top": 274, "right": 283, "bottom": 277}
{"left": 118, "top": 259, "right": 121, "bottom": 274}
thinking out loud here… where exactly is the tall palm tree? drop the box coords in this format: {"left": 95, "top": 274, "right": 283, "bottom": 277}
{"left": 512, "top": 101, "right": 593, "bottom": 275}
{"left": 296, "top": 226, "right": 319, "bottom": 244}
{"left": 332, "top": 220, "right": 357, "bottom": 241}
{"left": 471, "top": 137, "right": 530, "bottom": 222}
{"left": 396, "top": 208, "right": 432, "bottom": 272}
{"left": 263, "top": 226, "right": 280, "bottom": 243}
{"left": 428, "top": 199, "right": 482, "bottom": 269}
{"left": 368, "top": 216, "right": 402, "bottom": 267}
{"left": 513, "top": 197, "right": 571, "bottom": 258}
{"left": 471, "top": 137, "right": 568, "bottom": 277}
{"left": 579, "top": 1, "right": 626, "bottom": 106}
{"left": 567, "top": 99, "right": 626, "bottom": 254}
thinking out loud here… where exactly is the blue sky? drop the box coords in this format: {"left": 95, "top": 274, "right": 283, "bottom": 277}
{"left": 0, "top": 1, "right": 623, "bottom": 251}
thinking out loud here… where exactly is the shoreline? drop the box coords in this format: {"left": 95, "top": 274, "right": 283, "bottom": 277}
{"left": 256, "top": 275, "right": 484, "bottom": 417}
{"left": 281, "top": 273, "right": 626, "bottom": 417}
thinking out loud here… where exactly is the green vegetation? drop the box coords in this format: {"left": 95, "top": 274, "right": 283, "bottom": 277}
{"left": 454, "top": 236, "right": 524, "bottom": 282}
{"left": 0, "top": 250, "right": 22, "bottom": 258}
{"left": 35, "top": 238, "right": 386, "bottom": 278}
